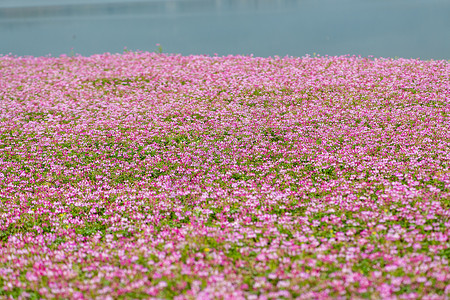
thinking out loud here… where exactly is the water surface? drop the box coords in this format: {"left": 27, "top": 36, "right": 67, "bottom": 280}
{"left": 1, "top": 0, "right": 449, "bottom": 59}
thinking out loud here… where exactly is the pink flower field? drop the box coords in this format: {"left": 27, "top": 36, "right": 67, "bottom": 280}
{"left": 0, "top": 52, "right": 449, "bottom": 299}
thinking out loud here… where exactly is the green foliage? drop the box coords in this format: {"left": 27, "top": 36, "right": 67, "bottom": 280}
{"left": 69, "top": 204, "right": 91, "bottom": 218}
{"left": 112, "top": 171, "right": 143, "bottom": 184}
{"left": 440, "top": 198, "right": 450, "bottom": 210}
{"left": 206, "top": 212, "right": 218, "bottom": 225}
{"left": 113, "top": 229, "right": 134, "bottom": 239}
{"left": 22, "top": 111, "right": 47, "bottom": 122}
{"left": 49, "top": 236, "right": 67, "bottom": 250}
{"left": 226, "top": 246, "right": 243, "bottom": 260}
{"left": 74, "top": 221, "right": 108, "bottom": 237}
{"left": 0, "top": 282, "right": 42, "bottom": 299}
{"left": 157, "top": 211, "right": 185, "bottom": 229}
{"left": 231, "top": 173, "right": 244, "bottom": 180}
{"left": 422, "top": 178, "right": 448, "bottom": 192}
{"left": 352, "top": 259, "right": 376, "bottom": 276}
{"left": 276, "top": 225, "right": 294, "bottom": 239}
{"left": 438, "top": 247, "right": 450, "bottom": 259}
{"left": 117, "top": 290, "right": 149, "bottom": 299}
{"left": 155, "top": 44, "right": 163, "bottom": 54}
{"left": 91, "top": 76, "right": 149, "bottom": 86}
{"left": 0, "top": 214, "right": 52, "bottom": 243}
{"left": 261, "top": 127, "right": 284, "bottom": 142}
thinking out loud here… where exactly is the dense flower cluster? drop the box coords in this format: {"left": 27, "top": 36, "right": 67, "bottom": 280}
{"left": 0, "top": 52, "right": 449, "bottom": 299}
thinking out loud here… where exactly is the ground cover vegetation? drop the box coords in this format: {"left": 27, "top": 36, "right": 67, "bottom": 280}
{"left": 0, "top": 52, "right": 449, "bottom": 299}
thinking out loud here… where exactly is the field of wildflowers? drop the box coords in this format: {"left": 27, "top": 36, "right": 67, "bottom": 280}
{"left": 0, "top": 52, "right": 449, "bottom": 299}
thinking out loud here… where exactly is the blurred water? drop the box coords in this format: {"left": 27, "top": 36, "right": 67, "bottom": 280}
{"left": 0, "top": 0, "right": 449, "bottom": 59}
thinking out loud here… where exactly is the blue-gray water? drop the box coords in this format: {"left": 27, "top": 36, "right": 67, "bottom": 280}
{"left": 1, "top": 0, "right": 449, "bottom": 59}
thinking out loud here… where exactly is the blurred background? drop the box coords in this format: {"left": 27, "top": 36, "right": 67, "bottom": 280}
{"left": 0, "top": 0, "right": 449, "bottom": 59}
